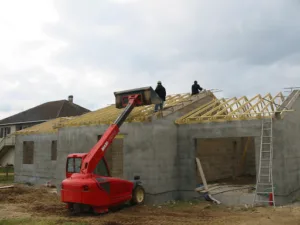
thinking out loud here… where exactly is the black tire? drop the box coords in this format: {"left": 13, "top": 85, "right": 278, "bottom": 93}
{"left": 130, "top": 185, "right": 145, "bottom": 205}
{"left": 109, "top": 205, "right": 123, "bottom": 213}
{"left": 68, "top": 203, "right": 81, "bottom": 216}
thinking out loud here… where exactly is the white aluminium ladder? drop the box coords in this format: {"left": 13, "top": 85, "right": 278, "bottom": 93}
{"left": 253, "top": 117, "right": 275, "bottom": 207}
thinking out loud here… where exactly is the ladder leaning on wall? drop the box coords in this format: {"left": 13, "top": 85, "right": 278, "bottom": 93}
{"left": 253, "top": 117, "right": 276, "bottom": 207}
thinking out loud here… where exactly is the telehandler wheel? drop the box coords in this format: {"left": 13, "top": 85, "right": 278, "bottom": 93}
{"left": 68, "top": 203, "right": 81, "bottom": 216}
{"left": 131, "top": 185, "right": 145, "bottom": 205}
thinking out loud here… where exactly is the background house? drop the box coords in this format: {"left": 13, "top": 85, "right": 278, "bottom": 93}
{"left": 0, "top": 95, "right": 90, "bottom": 166}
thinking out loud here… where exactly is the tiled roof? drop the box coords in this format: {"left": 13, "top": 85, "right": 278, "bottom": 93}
{"left": 0, "top": 100, "right": 90, "bottom": 125}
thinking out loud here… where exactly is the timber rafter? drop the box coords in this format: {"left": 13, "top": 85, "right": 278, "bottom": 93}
{"left": 175, "top": 92, "right": 286, "bottom": 124}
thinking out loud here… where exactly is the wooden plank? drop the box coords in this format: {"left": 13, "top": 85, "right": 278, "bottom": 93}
{"left": 0, "top": 185, "right": 14, "bottom": 189}
{"left": 195, "top": 157, "right": 208, "bottom": 192}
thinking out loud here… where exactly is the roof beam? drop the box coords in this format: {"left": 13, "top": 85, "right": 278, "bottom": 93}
{"left": 200, "top": 97, "right": 237, "bottom": 120}
{"left": 185, "top": 99, "right": 222, "bottom": 120}
{"left": 242, "top": 94, "right": 271, "bottom": 118}
{"left": 211, "top": 96, "right": 247, "bottom": 119}
{"left": 224, "top": 95, "right": 262, "bottom": 119}
{"left": 177, "top": 99, "right": 217, "bottom": 122}
{"left": 260, "top": 92, "right": 284, "bottom": 114}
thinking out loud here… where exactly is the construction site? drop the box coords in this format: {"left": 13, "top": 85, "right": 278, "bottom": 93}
{"left": 3, "top": 0, "right": 300, "bottom": 223}
{"left": 5, "top": 86, "right": 298, "bottom": 210}
{"left": 0, "top": 86, "right": 299, "bottom": 224}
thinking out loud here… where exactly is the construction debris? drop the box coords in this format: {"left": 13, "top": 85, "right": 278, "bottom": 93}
{"left": 0, "top": 185, "right": 14, "bottom": 189}
{"left": 195, "top": 157, "right": 221, "bottom": 205}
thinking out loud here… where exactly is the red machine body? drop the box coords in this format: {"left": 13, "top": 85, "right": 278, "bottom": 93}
{"left": 60, "top": 87, "right": 161, "bottom": 214}
{"left": 61, "top": 167, "right": 134, "bottom": 213}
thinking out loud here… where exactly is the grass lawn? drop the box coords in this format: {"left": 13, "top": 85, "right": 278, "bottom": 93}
{"left": 0, "top": 218, "right": 89, "bottom": 225}
{"left": 0, "top": 174, "right": 14, "bottom": 184}
{"left": 0, "top": 167, "right": 14, "bottom": 174}
{"left": 0, "top": 167, "right": 14, "bottom": 184}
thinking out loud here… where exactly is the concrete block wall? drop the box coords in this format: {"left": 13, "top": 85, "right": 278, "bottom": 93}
{"left": 272, "top": 95, "right": 300, "bottom": 204}
{"left": 100, "top": 137, "right": 124, "bottom": 178}
{"left": 110, "top": 138, "right": 124, "bottom": 178}
{"left": 54, "top": 117, "right": 179, "bottom": 205}
{"left": 242, "top": 137, "right": 256, "bottom": 176}
{"left": 150, "top": 114, "right": 179, "bottom": 203}
{"left": 176, "top": 124, "right": 198, "bottom": 200}
{"left": 122, "top": 122, "right": 164, "bottom": 201}
{"left": 14, "top": 134, "right": 58, "bottom": 185}
{"left": 268, "top": 119, "right": 286, "bottom": 198}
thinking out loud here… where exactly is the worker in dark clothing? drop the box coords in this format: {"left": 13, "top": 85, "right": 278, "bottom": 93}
{"left": 191, "top": 81, "right": 203, "bottom": 95}
{"left": 154, "top": 81, "right": 166, "bottom": 112}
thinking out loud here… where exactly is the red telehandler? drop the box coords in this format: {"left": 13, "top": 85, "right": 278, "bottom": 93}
{"left": 60, "top": 87, "right": 161, "bottom": 215}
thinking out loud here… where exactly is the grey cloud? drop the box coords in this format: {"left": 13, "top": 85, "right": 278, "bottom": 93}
{"left": 42, "top": 0, "right": 300, "bottom": 102}
{"left": 0, "top": 66, "right": 94, "bottom": 119}
{"left": 2, "top": 0, "right": 300, "bottom": 119}
{"left": 46, "top": 0, "right": 300, "bottom": 69}
{"left": 17, "top": 41, "right": 46, "bottom": 55}
{"left": 0, "top": 104, "right": 12, "bottom": 112}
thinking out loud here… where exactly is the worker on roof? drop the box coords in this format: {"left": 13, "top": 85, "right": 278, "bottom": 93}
{"left": 191, "top": 80, "right": 203, "bottom": 95}
{"left": 154, "top": 81, "right": 166, "bottom": 112}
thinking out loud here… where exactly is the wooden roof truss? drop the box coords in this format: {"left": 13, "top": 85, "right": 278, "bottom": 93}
{"left": 175, "top": 92, "right": 286, "bottom": 124}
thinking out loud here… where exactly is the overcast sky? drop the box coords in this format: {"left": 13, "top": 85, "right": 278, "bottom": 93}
{"left": 0, "top": 0, "right": 299, "bottom": 119}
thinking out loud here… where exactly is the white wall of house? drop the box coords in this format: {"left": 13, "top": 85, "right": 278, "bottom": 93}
{"left": 0, "top": 147, "right": 14, "bottom": 166}
{"left": 11, "top": 125, "right": 16, "bottom": 133}
{"left": 0, "top": 125, "right": 16, "bottom": 166}
{"left": 0, "top": 125, "right": 16, "bottom": 141}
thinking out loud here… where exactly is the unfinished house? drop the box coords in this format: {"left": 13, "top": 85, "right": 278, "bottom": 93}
{"left": 53, "top": 90, "right": 215, "bottom": 203}
{"left": 175, "top": 90, "right": 300, "bottom": 206}
{"left": 14, "top": 90, "right": 215, "bottom": 204}
{"left": 14, "top": 89, "right": 300, "bottom": 206}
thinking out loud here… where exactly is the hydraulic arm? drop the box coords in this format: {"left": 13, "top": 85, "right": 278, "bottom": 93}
{"left": 80, "top": 94, "right": 142, "bottom": 174}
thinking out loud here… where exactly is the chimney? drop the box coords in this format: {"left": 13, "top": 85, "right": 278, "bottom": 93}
{"left": 68, "top": 95, "right": 73, "bottom": 103}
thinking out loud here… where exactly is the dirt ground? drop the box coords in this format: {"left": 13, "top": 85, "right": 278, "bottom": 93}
{"left": 0, "top": 184, "right": 300, "bottom": 225}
